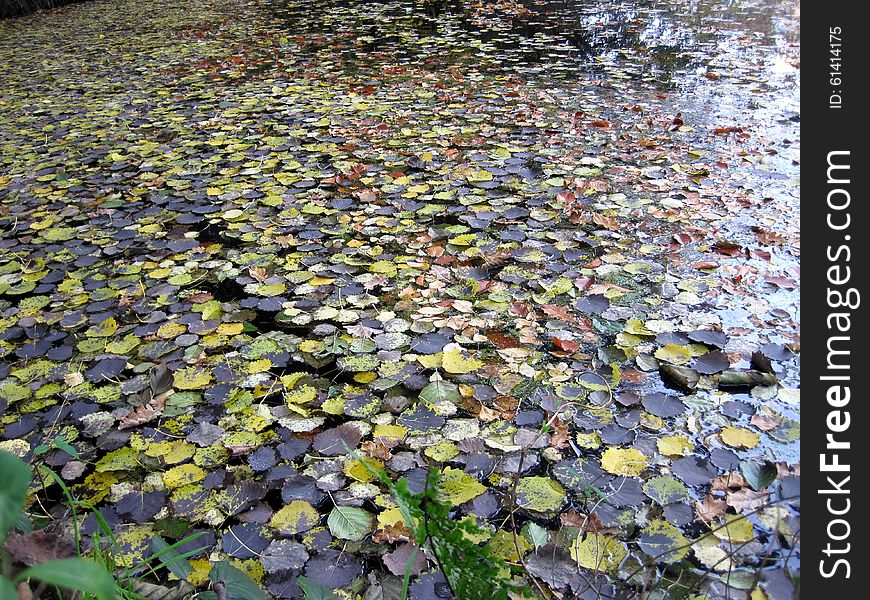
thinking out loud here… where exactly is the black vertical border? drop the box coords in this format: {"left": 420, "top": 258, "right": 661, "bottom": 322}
{"left": 803, "top": 2, "right": 864, "bottom": 597}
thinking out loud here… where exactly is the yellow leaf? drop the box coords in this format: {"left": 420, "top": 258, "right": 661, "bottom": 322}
{"left": 439, "top": 466, "right": 486, "bottom": 505}
{"left": 216, "top": 322, "right": 244, "bottom": 336}
{"left": 424, "top": 441, "right": 459, "bottom": 462}
{"left": 656, "top": 435, "right": 694, "bottom": 457}
{"left": 416, "top": 353, "right": 443, "bottom": 369}
{"left": 343, "top": 457, "right": 384, "bottom": 482}
{"left": 162, "top": 464, "right": 206, "bottom": 489}
{"left": 173, "top": 366, "right": 212, "bottom": 390}
{"left": 247, "top": 358, "right": 272, "bottom": 374}
{"left": 720, "top": 426, "right": 760, "bottom": 449}
{"left": 442, "top": 348, "right": 484, "bottom": 374}
{"left": 377, "top": 507, "right": 405, "bottom": 529}
{"left": 654, "top": 344, "right": 692, "bottom": 365}
{"left": 373, "top": 423, "right": 406, "bottom": 441}
{"left": 86, "top": 317, "right": 118, "bottom": 338}
{"left": 269, "top": 500, "right": 320, "bottom": 534}
{"left": 309, "top": 276, "right": 335, "bottom": 286}
{"left": 571, "top": 533, "right": 627, "bottom": 571}
{"left": 714, "top": 514, "right": 755, "bottom": 543}
{"left": 600, "top": 447, "right": 648, "bottom": 476}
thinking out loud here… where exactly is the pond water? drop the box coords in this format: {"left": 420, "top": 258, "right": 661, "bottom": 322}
{"left": 0, "top": 0, "right": 800, "bottom": 598}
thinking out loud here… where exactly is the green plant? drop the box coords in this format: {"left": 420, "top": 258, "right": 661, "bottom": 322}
{"left": 36, "top": 465, "right": 261, "bottom": 600}
{"left": 350, "top": 456, "right": 531, "bottom": 600}
{"left": 73, "top": 497, "right": 266, "bottom": 600}
{"left": 0, "top": 450, "right": 117, "bottom": 600}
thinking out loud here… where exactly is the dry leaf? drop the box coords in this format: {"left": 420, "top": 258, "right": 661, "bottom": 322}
{"left": 695, "top": 495, "right": 727, "bottom": 524}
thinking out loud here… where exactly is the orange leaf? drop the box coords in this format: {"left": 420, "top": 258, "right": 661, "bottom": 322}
{"left": 552, "top": 336, "right": 581, "bottom": 352}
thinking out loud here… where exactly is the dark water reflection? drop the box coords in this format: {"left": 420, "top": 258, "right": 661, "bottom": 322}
{"left": 269, "top": 0, "right": 799, "bottom": 87}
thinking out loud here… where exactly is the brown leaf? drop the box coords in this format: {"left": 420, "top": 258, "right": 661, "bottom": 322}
{"left": 118, "top": 392, "right": 169, "bottom": 430}
{"left": 750, "top": 413, "right": 780, "bottom": 431}
{"left": 695, "top": 495, "right": 727, "bottom": 524}
{"left": 5, "top": 532, "right": 75, "bottom": 567}
{"left": 541, "top": 304, "right": 575, "bottom": 322}
{"left": 711, "top": 472, "right": 747, "bottom": 492}
{"left": 373, "top": 523, "right": 413, "bottom": 544}
{"left": 552, "top": 336, "right": 581, "bottom": 353}
{"left": 692, "top": 260, "right": 719, "bottom": 270}
{"left": 763, "top": 275, "right": 798, "bottom": 289}
{"left": 360, "top": 440, "right": 393, "bottom": 461}
{"left": 752, "top": 226, "right": 788, "bottom": 246}
{"left": 591, "top": 212, "right": 619, "bottom": 230}
{"left": 187, "top": 291, "right": 214, "bottom": 303}
{"left": 573, "top": 275, "right": 595, "bottom": 291}
{"left": 248, "top": 267, "right": 268, "bottom": 282}
{"left": 383, "top": 543, "right": 428, "bottom": 577}
{"left": 560, "top": 510, "right": 620, "bottom": 535}
{"left": 486, "top": 330, "right": 520, "bottom": 349}
{"left": 727, "top": 489, "right": 770, "bottom": 512}
{"left": 712, "top": 241, "right": 743, "bottom": 257}
{"left": 478, "top": 405, "right": 501, "bottom": 422}
{"left": 548, "top": 423, "right": 571, "bottom": 450}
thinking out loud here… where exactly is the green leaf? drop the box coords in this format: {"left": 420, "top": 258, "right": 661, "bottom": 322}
{"left": 327, "top": 505, "right": 374, "bottom": 541}
{"left": 740, "top": 460, "right": 778, "bottom": 491}
{"left": 521, "top": 522, "right": 549, "bottom": 548}
{"left": 0, "top": 450, "right": 32, "bottom": 542}
{"left": 0, "top": 578, "right": 19, "bottom": 599}
{"left": 149, "top": 534, "right": 201, "bottom": 579}
{"left": 418, "top": 381, "right": 461, "bottom": 404}
{"left": 297, "top": 575, "right": 342, "bottom": 600}
{"left": 53, "top": 437, "right": 80, "bottom": 459}
{"left": 14, "top": 558, "right": 117, "bottom": 600}
{"left": 209, "top": 561, "right": 266, "bottom": 600}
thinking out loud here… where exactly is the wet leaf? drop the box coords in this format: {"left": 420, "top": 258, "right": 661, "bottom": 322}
{"left": 382, "top": 542, "right": 427, "bottom": 577}
{"left": 441, "top": 347, "right": 484, "bottom": 374}
{"left": 740, "top": 460, "right": 778, "bottom": 491}
{"left": 600, "top": 447, "right": 648, "bottom": 477}
{"left": 515, "top": 477, "right": 566, "bottom": 513}
{"left": 570, "top": 533, "right": 627, "bottom": 572}
{"left": 720, "top": 426, "right": 761, "bottom": 449}
{"left": 327, "top": 505, "right": 375, "bottom": 541}
{"left": 438, "top": 467, "right": 486, "bottom": 505}
{"left": 637, "top": 519, "right": 690, "bottom": 563}
{"left": 269, "top": 500, "right": 320, "bottom": 535}
{"left": 642, "top": 476, "right": 688, "bottom": 506}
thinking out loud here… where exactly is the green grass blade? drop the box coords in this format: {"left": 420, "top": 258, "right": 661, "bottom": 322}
{"left": 0, "top": 450, "right": 32, "bottom": 542}
{"left": 297, "top": 575, "right": 341, "bottom": 600}
{"left": 14, "top": 557, "right": 117, "bottom": 600}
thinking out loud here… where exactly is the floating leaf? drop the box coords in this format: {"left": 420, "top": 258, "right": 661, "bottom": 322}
{"left": 656, "top": 435, "right": 694, "bottom": 457}
{"left": 638, "top": 519, "right": 690, "bottom": 563}
{"left": 441, "top": 348, "right": 484, "bottom": 374}
{"left": 162, "top": 464, "right": 206, "bottom": 489}
{"left": 740, "top": 460, "right": 778, "bottom": 491}
{"left": 720, "top": 426, "right": 761, "bottom": 449}
{"left": 515, "top": 477, "right": 566, "bottom": 513}
{"left": 600, "top": 447, "right": 648, "bottom": 477}
{"left": 714, "top": 514, "right": 755, "bottom": 543}
{"left": 269, "top": 501, "right": 320, "bottom": 535}
{"left": 327, "top": 505, "right": 374, "bottom": 541}
{"left": 172, "top": 367, "right": 212, "bottom": 391}
{"left": 439, "top": 467, "right": 486, "bottom": 505}
{"left": 418, "top": 380, "right": 461, "bottom": 404}
{"left": 570, "top": 533, "right": 627, "bottom": 572}
{"left": 642, "top": 476, "right": 688, "bottom": 506}
{"left": 85, "top": 317, "right": 118, "bottom": 338}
